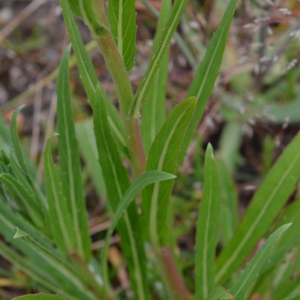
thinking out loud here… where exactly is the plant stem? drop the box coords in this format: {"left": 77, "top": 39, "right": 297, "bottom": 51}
{"left": 91, "top": 0, "right": 145, "bottom": 178}
{"left": 158, "top": 246, "right": 191, "bottom": 300}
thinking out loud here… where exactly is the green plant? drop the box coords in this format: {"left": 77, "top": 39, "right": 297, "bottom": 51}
{"left": 1, "top": 0, "right": 300, "bottom": 300}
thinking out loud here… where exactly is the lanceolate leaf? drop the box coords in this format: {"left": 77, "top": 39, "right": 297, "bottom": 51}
{"left": 0, "top": 174, "right": 43, "bottom": 227}
{"left": 141, "top": 0, "right": 171, "bottom": 154}
{"left": 261, "top": 199, "right": 300, "bottom": 274}
{"left": 0, "top": 206, "right": 96, "bottom": 300}
{"left": 216, "top": 133, "right": 300, "bottom": 284}
{"left": 142, "top": 97, "right": 197, "bottom": 246}
{"left": 56, "top": 45, "right": 91, "bottom": 262}
{"left": 60, "top": 0, "right": 126, "bottom": 154}
{"left": 207, "top": 286, "right": 233, "bottom": 300}
{"left": 13, "top": 228, "right": 100, "bottom": 300}
{"left": 130, "top": 0, "right": 189, "bottom": 117}
{"left": 101, "top": 170, "right": 176, "bottom": 294}
{"left": 178, "top": 0, "right": 239, "bottom": 165}
{"left": 107, "top": 0, "right": 136, "bottom": 70}
{"left": 92, "top": 85, "right": 149, "bottom": 300}
{"left": 44, "top": 134, "right": 74, "bottom": 254}
{"left": 229, "top": 224, "right": 291, "bottom": 300}
{"left": 195, "top": 144, "right": 220, "bottom": 300}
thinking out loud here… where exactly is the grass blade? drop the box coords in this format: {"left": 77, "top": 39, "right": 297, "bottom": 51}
{"left": 101, "top": 170, "right": 176, "bottom": 294}
{"left": 207, "top": 286, "right": 233, "bottom": 300}
{"left": 59, "top": 0, "right": 126, "bottom": 153}
{"left": 56, "top": 45, "right": 91, "bottom": 262}
{"left": 107, "top": 0, "right": 136, "bottom": 70}
{"left": 178, "top": 0, "right": 239, "bottom": 165}
{"left": 141, "top": 0, "right": 171, "bottom": 155}
{"left": 195, "top": 144, "right": 220, "bottom": 300}
{"left": 44, "top": 134, "right": 74, "bottom": 254}
{"left": 13, "top": 294, "right": 65, "bottom": 300}
{"left": 130, "top": 0, "right": 189, "bottom": 117}
{"left": 92, "top": 85, "right": 149, "bottom": 300}
{"left": 216, "top": 133, "right": 300, "bottom": 284}
{"left": 229, "top": 224, "right": 291, "bottom": 300}
{"left": 142, "top": 97, "right": 196, "bottom": 247}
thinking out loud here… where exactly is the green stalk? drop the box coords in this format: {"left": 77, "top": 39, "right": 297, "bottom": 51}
{"left": 90, "top": 2, "right": 189, "bottom": 299}
{"left": 91, "top": 0, "right": 145, "bottom": 178}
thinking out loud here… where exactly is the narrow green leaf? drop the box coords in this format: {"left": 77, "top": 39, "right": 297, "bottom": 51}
{"left": 76, "top": 119, "right": 107, "bottom": 198}
{"left": 60, "top": 0, "right": 126, "bottom": 154}
{"left": 92, "top": 85, "right": 149, "bottom": 300}
{"left": 13, "top": 294, "right": 65, "bottom": 300}
{"left": 13, "top": 228, "right": 99, "bottom": 300}
{"left": 195, "top": 144, "right": 220, "bottom": 300}
{"left": 0, "top": 174, "right": 43, "bottom": 227}
{"left": 141, "top": 0, "right": 171, "bottom": 154}
{"left": 107, "top": 0, "right": 136, "bottom": 70}
{"left": 101, "top": 170, "right": 176, "bottom": 293}
{"left": 56, "top": 45, "right": 91, "bottom": 262}
{"left": 179, "top": 0, "right": 239, "bottom": 165}
{"left": 9, "top": 108, "right": 48, "bottom": 223}
{"left": 229, "top": 224, "right": 291, "bottom": 300}
{"left": 0, "top": 240, "right": 79, "bottom": 300}
{"left": 44, "top": 135, "right": 74, "bottom": 254}
{"left": 142, "top": 97, "right": 197, "bottom": 246}
{"left": 131, "top": 0, "right": 189, "bottom": 117}
{"left": 207, "top": 286, "right": 233, "bottom": 300}
{"left": 216, "top": 133, "right": 300, "bottom": 284}
{"left": 261, "top": 199, "right": 300, "bottom": 274}
{"left": 217, "top": 160, "right": 238, "bottom": 246}
{"left": 11, "top": 105, "right": 27, "bottom": 172}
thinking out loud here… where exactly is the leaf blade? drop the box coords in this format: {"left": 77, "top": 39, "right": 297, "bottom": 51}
{"left": 216, "top": 133, "right": 300, "bottom": 284}
{"left": 195, "top": 144, "right": 220, "bottom": 299}
{"left": 59, "top": 0, "right": 126, "bottom": 154}
{"left": 229, "top": 224, "right": 292, "bottom": 300}
{"left": 142, "top": 97, "right": 197, "bottom": 246}
{"left": 107, "top": 0, "right": 136, "bottom": 70}
{"left": 101, "top": 170, "right": 176, "bottom": 294}
{"left": 92, "top": 85, "right": 149, "bottom": 300}
{"left": 131, "top": 0, "right": 189, "bottom": 116}
{"left": 141, "top": 0, "right": 171, "bottom": 154}
{"left": 178, "top": 0, "right": 239, "bottom": 165}
{"left": 44, "top": 134, "right": 74, "bottom": 254}
{"left": 56, "top": 45, "right": 91, "bottom": 262}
